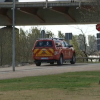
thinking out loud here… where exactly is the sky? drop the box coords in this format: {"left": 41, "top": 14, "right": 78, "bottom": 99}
{"left": 19, "top": 25, "right": 99, "bottom": 38}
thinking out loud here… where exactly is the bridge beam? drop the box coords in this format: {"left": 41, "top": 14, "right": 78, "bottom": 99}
{"left": 49, "top": 7, "right": 76, "bottom": 22}
{"left": 0, "top": 9, "right": 12, "bottom": 24}
{"left": 18, "top": 7, "right": 45, "bottom": 23}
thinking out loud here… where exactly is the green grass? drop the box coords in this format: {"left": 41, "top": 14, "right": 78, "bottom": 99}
{"left": 0, "top": 71, "right": 100, "bottom": 91}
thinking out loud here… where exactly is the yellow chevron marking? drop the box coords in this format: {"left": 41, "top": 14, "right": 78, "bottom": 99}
{"left": 34, "top": 49, "right": 39, "bottom": 54}
{"left": 36, "top": 48, "right": 53, "bottom": 56}
{"left": 49, "top": 48, "right": 54, "bottom": 53}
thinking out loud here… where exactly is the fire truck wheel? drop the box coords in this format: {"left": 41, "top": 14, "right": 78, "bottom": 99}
{"left": 36, "top": 62, "right": 41, "bottom": 66}
{"left": 50, "top": 62, "right": 54, "bottom": 64}
{"left": 70, "top": 54, "right": 76, "bottom": 64}
{"left": 57, "top": 55, "right": 63, "bottom": 65}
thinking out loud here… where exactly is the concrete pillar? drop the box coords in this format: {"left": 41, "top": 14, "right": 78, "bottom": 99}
{"left": 0, "top": 26, "right": 19, "bottom": 66}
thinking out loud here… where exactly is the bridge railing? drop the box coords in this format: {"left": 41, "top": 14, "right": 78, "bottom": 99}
{"left": 0, "top": 0, "right": 95, "bottom": 8}
{"left": 19, "top": 0, "right": 95, "bottom": 3}
{"left": 76, "top": 57, "right": 100, "bottom": 62}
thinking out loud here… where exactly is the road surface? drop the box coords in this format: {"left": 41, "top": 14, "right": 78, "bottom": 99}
{"left": 0, "top": 63, "right": 100, "bottom": 80}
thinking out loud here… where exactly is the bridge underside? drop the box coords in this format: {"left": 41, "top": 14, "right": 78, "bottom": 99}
{"left": 0, "top": 2, "right": 100, "bottom": 26}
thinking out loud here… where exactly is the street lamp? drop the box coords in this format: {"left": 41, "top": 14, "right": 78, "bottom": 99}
{"left": 12, "top": 0, "right": 15, "bottom": 71}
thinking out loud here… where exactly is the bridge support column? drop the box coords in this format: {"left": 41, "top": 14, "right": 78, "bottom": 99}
{"left": 0, "top": 26, "right": 19, "bottom": 67}
{"left": 46, "top": 0, "right": 48, "bottom": 8}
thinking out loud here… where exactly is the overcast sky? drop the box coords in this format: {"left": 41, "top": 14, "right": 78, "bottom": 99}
{"left": 19, "top": 25, "right": 98, "bottom": 38}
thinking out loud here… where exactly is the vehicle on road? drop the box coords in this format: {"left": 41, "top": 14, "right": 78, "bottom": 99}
{"left": 32, "top": 38, "right": 76, "bottom": 66}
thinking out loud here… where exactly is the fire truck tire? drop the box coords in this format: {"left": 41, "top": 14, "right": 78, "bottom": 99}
{"left": 70, "top": 54, "right": 76, "bottom": 64}
{"left": 36, "top": 62, "right": 41, "bottom": 66}
{"left": 57, "top": 55, "right": 63, "bottom": 65}
{"left": 50, "top": 62, "right": 54, "bottom": 64}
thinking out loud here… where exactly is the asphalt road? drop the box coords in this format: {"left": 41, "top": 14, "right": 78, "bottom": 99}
{"left": 0, "top": 63, "right": 100, "bottom": 80}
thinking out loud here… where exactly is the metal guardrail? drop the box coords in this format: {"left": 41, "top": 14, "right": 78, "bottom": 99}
{"left": 0, "top": 1, "right": 95, "bottom": 8}
{"left": 76, "top": 57, "right": 100, "bottom": 62}
{"left": 19, "top": 0, "right": 95, "bottom": 3}
{"left": 77, "top": 57, "right": 100, "bottom": 59}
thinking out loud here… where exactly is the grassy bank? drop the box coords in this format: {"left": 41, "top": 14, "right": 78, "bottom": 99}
{"left": 0, "top": 71, "right": 100, "bottom": 100}
{"left": 0, "top": 71, "right": 100, "bottom": 91}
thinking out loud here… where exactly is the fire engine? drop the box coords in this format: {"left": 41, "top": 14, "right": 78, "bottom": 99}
{"left": 32, "top": 38, "right": 76, "bottom": 66}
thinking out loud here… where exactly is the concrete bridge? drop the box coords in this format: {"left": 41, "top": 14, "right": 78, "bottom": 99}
{"left": 0, "top": 0, "right": 99, "bottom": 26}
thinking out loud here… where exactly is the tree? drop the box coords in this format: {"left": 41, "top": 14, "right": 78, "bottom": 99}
{"left": 87, "top": 35, "right": 97, "bottom": 55}
{"left": 46, "top": 30, "right": 55, "bottom": 38}
{"left": 19, "top": 28, "right": 29, "bottom": 62}
{"left": 0, "top": 30, "right": 3, "bottom": 66}
{"left": 78, "top": 34, "right": 88, "bottom": 57}
{"left": 58, "top": 31, "right": 65, "bottom": 38}
{"left": 71, "top": 35, "right": 85, "bottom": 58}
{"left": 72, "top": 26, "right": 90, "bottom": 58}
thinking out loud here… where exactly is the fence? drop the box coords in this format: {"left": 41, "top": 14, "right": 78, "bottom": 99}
{"left": 76, "top": 57, "right": 100, "bottom": 62}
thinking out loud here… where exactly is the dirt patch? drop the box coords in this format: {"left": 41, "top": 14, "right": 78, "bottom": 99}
{"left": 0, "top": 87, "right": 100, "bottom": 100}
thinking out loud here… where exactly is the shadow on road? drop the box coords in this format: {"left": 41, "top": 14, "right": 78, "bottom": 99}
{"left": 40, "top": 63, "right": 88, "bottom": 67}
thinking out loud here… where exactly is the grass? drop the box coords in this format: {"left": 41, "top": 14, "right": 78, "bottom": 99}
{"left": 0, "top": 71, "right": 100, "bottom": 100}
{"left": 0, "top": 71, "right": 100, "bottom": 91}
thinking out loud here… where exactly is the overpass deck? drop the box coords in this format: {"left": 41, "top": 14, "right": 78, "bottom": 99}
{"left": 0, "top": 1, "right": 99, "bottom": 26}
{"left": 0, "top": 1, "right": 95, "bottom": 8}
